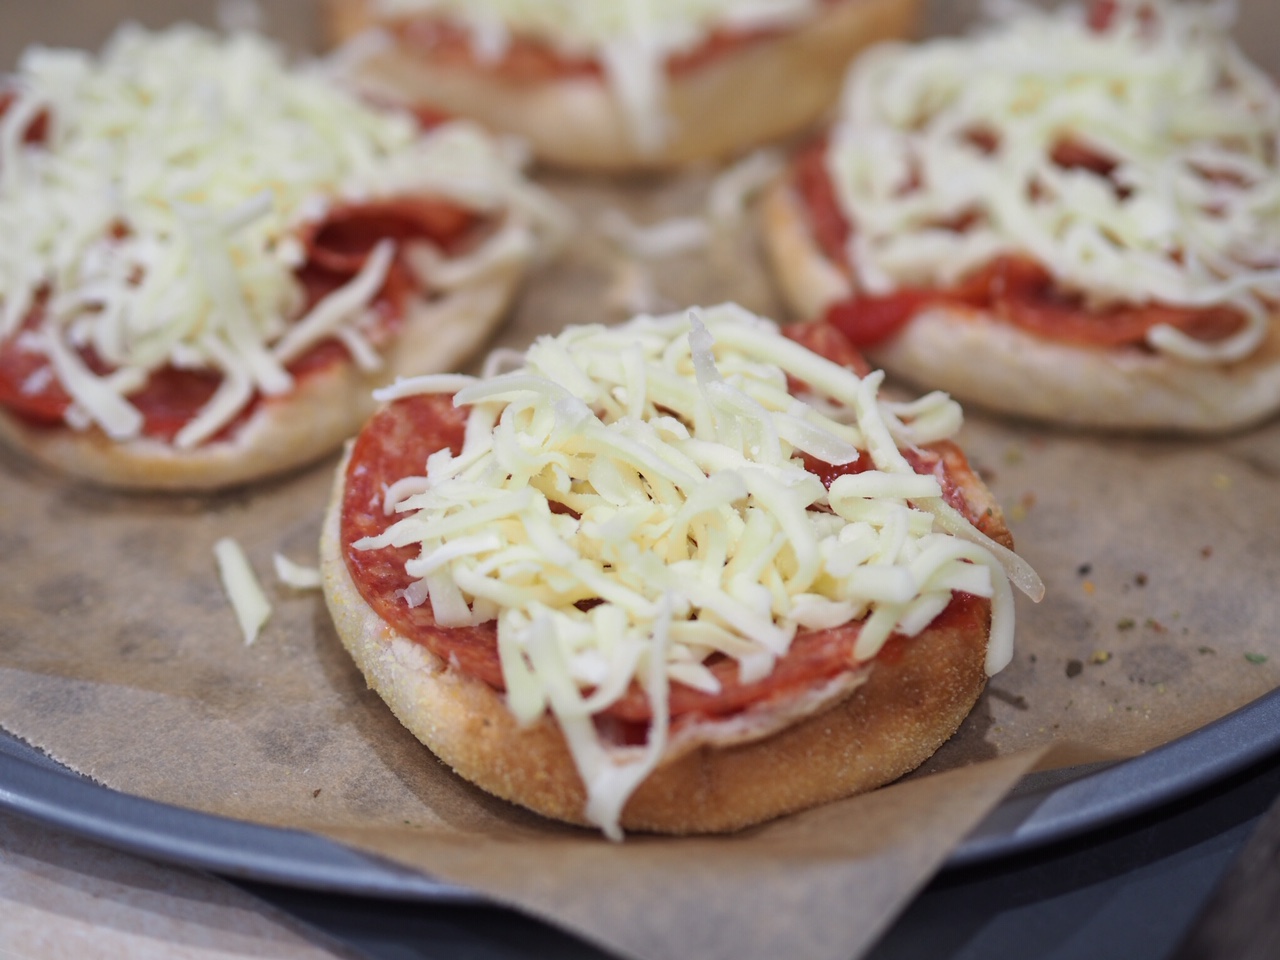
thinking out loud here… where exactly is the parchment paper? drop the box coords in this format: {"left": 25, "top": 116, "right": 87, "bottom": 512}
{"left": 2, "top": 4, "right": 1279, "bottom": 960}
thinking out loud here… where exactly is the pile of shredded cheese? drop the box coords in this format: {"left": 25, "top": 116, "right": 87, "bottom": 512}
{"left": 827, "top": 0, "right": 1280, "bottom": 363}
{"left": 373, "top": 0, "right": 823, "bottom": 151}
{"left": 358, "top": 303, "right": 1041, "bottom": 838}
{"left": 0, "top": 24, "right": 562, "bottom": 447}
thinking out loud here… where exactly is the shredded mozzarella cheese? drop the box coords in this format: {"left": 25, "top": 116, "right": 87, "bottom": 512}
{"left": 826, "top": 0, "right": 1280, "bottom": 363}
{"left": 357, "top": 303, "right": 1042, "bottom": 838}
{"left": 214, "top": 537, "right": 271, "bottom": 645}
{"left": 273, "top": 553, "right": 323, "bottom": 590}
{"left": 371, "top": 0, "right": 822, "bottom": 152}
{"left": 0, "top": 25, "right": 564, "bottom": 446}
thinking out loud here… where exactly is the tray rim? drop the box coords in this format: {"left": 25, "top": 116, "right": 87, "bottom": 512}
{"left": 4, "top": 685, "right": 1280, "bottom": 898}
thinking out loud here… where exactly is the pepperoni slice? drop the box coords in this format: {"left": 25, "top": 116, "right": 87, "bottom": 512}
{"left": 341, "top": 393, "right": 507, "bottom": 689}
{"left": 824, "top": 291, "right": 937, "bottom": 348}
{"left": 0, "top": 308, "right": 56, "bottom": 421}
{"left": 0, "top": 194, "right": 479, "bottom": 439}
{"left": 339, "top": 325, "right": 991, "bottom": 725}
{"left": 795, "top": 140, "right": 1250, "bottom": 348}
{"left": 0, "top": 90, "right": 50, "bottom": 145}
{"left": 604, "top": 597, "right": 985, "bottom": 725}
{"left": 783, "top": 320, "right": 873, "bottom": 378}
{"left": 300, "top": 197, "right": 478, "bottom": 274}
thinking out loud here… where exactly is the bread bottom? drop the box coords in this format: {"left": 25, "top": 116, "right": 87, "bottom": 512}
{"left": 328, "top": 0, "right": 923, "bottom": 171}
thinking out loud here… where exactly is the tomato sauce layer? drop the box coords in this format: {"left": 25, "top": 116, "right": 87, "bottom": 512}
{"left": 0, "top": 196, "right": 481, "bottom": 441}
{"left": 340, "top": 322, "right": 992, "bottom": 727}
{"left": 792, "top": 140, "right": 1249, "bottom": 350}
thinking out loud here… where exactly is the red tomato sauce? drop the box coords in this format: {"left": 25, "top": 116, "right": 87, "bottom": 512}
{"left": 339, "top": 324, "right": 991, "bottom": 727}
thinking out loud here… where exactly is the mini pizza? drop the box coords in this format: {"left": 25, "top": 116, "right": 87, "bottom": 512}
{"left": 0, "top": 25, "right": 567, "bottom": 490}
{"left": 321, "top": 303, "right": 1041, "bottom": 837}
{"left": 763, "top": 0, "right": 1280, "bottom": 432}
{"left": 324, "top": 0, "right": 923, "bottom": 171}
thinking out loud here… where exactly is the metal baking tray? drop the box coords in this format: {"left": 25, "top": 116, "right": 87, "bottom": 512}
{"left": 4, "top": 685, "right": 1280, "bottom": 898}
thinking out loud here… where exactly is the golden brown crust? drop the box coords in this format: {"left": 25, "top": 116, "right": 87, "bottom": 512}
{"left": 761, "top": 176, "right": 1280, "bottom": 433}
{"left": 325, "top": 0, "right": 923, "bottom": 171}
{"left": 320, "top": 433, "right": 1008, "bottom": 834}
{"left": 0, "top": 266, "right": 522, "bottom": 491}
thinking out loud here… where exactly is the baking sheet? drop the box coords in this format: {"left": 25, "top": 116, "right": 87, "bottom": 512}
{"left": 1, "top": 3, "right": 1279, "bottom": 960}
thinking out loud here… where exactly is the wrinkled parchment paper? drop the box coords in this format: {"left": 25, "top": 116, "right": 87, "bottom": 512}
{"left": 2, "top": 4, "right": 1279, "bottom": 960}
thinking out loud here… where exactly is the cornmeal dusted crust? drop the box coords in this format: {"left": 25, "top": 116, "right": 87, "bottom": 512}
{"left": 325, "top": 0, "right": 922, "bottom": 171}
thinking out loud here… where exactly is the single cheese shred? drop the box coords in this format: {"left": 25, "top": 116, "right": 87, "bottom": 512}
{"left": 357, "top": 304, "right": 1042, "bottom": 838}
{"left": 214, "top": 537, "right": 272, "bottom": 646}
